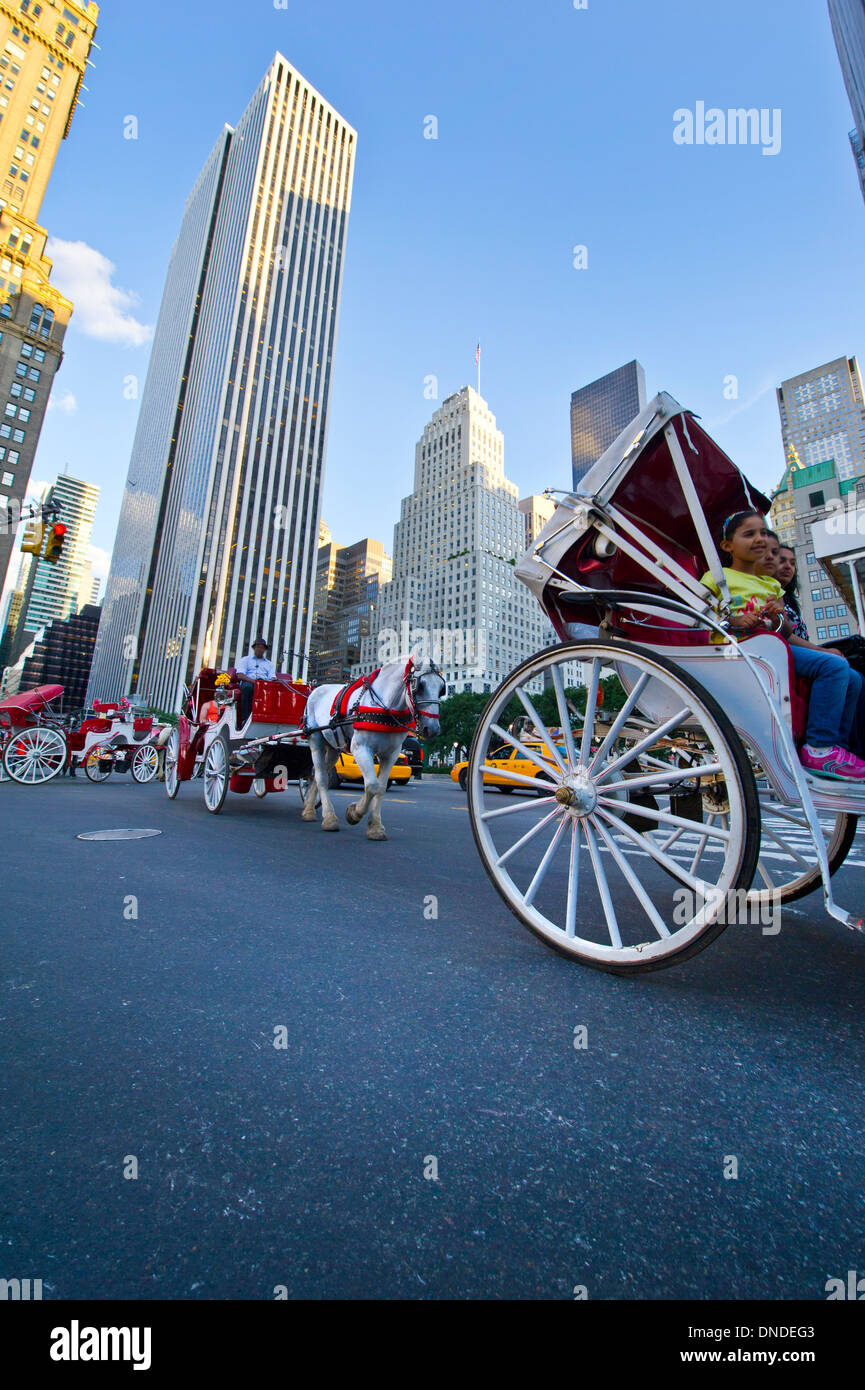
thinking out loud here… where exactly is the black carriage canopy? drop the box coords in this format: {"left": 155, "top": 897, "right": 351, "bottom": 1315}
{"left": 517, "top": 391, "right": 771, "bottom": 637}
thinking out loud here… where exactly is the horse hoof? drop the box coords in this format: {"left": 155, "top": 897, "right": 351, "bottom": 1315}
{"left": 300, "top": 810, "right": 317, "bottom": 822}
{"left": 345, "top": 804, "right": 361, "bottom": 825}
{"left": 322, "top": 816, "right": 340, "bottom": 832}
{"left": 367, "top": 827, "right": 387, "bottom": 841}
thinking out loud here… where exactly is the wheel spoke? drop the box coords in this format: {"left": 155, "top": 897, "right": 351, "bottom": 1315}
{"left": 515, "top": 689, "right": 569, "bottom": 776}
{"left": 583, "top": 817, "right": 622, "bottom": 948}
{"left": 524, "top": 816, "right": 571, "bottom": 906}
{"left": 565, "top": 820, "right": 581, "bottom": 938}
{"left": 580, "top": 659, "right": 601, "bottom": 765}
{"left": 551, "top": 664, "right": 578, "bottom": 769}
{"left": 590, "top": 672, "right": 651, "bottom": 772}
{"left": 595, "top": 707, "right": 693, "bottom": 782}
{"left": 595, "top": 796, "right": 731, "bottom": 841}
{"left": 495, "top": 806, "right": 562, "bottom": 867}
{"left": 481, "top": 795, "right": 558, "bottom": 820}
{"left": 596, "top": 805, "right": 718, "bottom": 895}
{"left": 593, "top": 816, "right": 671, "bottom": 939}
{"left": 489, "top": 723, "right": 563, "bottom": 779}
{"left": 597, "top": 762, "right": 723, "bottom": 796}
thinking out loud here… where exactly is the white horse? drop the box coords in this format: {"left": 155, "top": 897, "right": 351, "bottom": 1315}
{"left": 301, "top": 657, "right": 445, "bottom": 839}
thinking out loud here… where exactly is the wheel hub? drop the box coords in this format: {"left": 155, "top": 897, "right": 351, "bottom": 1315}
{"left": 555, "top": 767, "right": 597, "bottom": 817}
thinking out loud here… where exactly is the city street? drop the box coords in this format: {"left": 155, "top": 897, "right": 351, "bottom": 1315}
{"left": 2, "top": 772, "right": 865, "bottom": 1301}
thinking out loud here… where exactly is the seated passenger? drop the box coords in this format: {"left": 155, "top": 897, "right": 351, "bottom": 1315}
{"left": 236, "top": 636, "right": 276, "bottom": 726}
{"left": 701, "top": 510, "right": 865, "bottom": 780}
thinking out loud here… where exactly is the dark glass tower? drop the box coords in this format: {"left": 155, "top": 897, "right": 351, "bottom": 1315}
{"left": 570, "top": 360, "right": 647, "bottom": 488}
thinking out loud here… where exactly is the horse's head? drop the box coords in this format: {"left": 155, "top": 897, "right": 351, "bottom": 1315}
{"left": 407, "top": 658, "right": 446, "bottom": 738}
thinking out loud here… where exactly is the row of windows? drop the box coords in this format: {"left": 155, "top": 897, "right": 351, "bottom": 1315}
{"left": 0, "top": 423, "right": 26, "bottom": 441}
{"left": 0, "top": 448, "right": 21, "bottom": 468}
{"left": 4, "top": 401, "right": 30, "bottom": 421}
{"left": 816, "top": 624, "right": 850, "bottom": 639}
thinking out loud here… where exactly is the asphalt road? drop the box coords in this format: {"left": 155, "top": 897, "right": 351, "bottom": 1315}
{"left": 2, "top": 770, "right": 864, "bottom": 1300}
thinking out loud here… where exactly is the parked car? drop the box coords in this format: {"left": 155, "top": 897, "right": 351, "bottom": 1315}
{"left": 401, "top": 734, "right": 424, "bottom": 779}
{"left": 327, "top": 748, "right": 413, "bottom": 789}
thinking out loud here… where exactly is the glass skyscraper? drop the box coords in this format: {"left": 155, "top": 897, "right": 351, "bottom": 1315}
{"left": 570, "top": 360, "right": 647, "bottom": 488}
{"left": 87, "top": 54, "right": 356, "bottom": 711}
{"left": 828, "top": 0, "right": 865, "bottom": 203}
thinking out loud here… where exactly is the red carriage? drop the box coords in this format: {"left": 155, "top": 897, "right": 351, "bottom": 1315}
{"left": 0, "top": 686, "right": 167, "bottom": 785}
{"left": 163, "top": 666, "right": 313, "bottom": 812}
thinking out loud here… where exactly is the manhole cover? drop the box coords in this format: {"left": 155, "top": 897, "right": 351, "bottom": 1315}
{"left": 76, "top": 829, "right": 163, "bottom": 841}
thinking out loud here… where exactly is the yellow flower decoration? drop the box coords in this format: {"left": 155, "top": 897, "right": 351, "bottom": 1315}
{"left": 215, "top": 673, "right": 230, "bottom": 687}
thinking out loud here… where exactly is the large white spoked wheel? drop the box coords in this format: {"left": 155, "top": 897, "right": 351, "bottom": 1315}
{"left": 748, "top": 788, "right": 857, "bottom": 908}
{"left": 164, "top": 728, "right": 181, "bottom": 799}
{"left": 467, "top": 640, "right": 761, "bottom": 975}
{"left": 203, "top": 730, "right": 230, "bottom": 814}
{"left": 0, "top": 736, "right": 9, "bottom": 782}
{"left": 131, "top": 743, "right": 159, "bottom": 784}
{"left": 3, "top": 725, "right": 68, "bottom": 784}
{"left": 83, "top": 746, "right": 114, "bottom": 782}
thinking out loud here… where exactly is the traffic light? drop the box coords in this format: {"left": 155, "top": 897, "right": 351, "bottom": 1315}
{"left": 42, "top": 522, "right": 67, "bottom": 564}
{"left": 21, "top": 518, "right": 44, "bottom": 554}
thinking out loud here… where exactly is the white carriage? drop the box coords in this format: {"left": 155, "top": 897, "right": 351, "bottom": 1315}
{"left": 467, "top": 392, "right": 864, "bottom": 973}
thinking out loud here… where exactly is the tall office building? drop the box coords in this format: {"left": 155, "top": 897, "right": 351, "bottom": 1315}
{"left": 776, "top": 356, "right": 865, "bottom": 483}
{"left": 518, "top": 493, "right": 555, "bottom": 549}
{"left": 310, "top": 536, "right": 392, "bottom": 684}
{"left": 0, "top": 0, "right": 98, "bottom": 591}
{"left": 357, "top": 386, "right": 555, "bottom": 694}
{"left": 87, "top": 55, "right": 356, "bottom": 712}
{"left": 1, "top": 470, "right": 97, "bottom": 660}
{"left": 828, "top": 0, "right": 865, "bottom": 203}
{"left": 571, "top": 360, "right": 646, "bottom": 488}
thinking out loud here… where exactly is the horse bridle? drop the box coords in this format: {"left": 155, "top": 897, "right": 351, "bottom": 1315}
{"left": 405, "top": 659, "right": 444, "bottom": 720}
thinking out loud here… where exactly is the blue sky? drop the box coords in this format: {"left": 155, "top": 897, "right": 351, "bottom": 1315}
{"left": 26, "top": 0, "right": 865, "bottom": 579}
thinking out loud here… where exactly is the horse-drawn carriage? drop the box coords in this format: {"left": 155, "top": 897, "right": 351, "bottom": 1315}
{"left": 467, "top": 391, "right": 865, "bottom": 974}
{"left": 0, "top": 686, "right": 166, "bottom": 785}
{"left": 163, "top": 667, "right": 313, "bottom": 811}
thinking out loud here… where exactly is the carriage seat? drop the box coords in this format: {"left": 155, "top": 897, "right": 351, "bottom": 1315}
{"left": 92, "top": 699, "right": 122, "bottom": 715}
{"left": 66, "top": 716, "right": 113, "bottom": 752}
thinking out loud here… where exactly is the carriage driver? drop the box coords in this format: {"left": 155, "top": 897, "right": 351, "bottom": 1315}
{"left": 236, "top": 636, "right": 276, "bottom": 725}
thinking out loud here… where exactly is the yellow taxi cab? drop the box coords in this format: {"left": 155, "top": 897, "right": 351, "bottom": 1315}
{"left": 331, "top": 748, "right": 413, "bottom": 788}
{"left": 451, "top": 737, "right": 564, "bottom": 793}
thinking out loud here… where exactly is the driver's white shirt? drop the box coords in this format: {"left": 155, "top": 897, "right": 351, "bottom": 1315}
{"left": 237, "top": 654, "right": 276, "bottom": 681}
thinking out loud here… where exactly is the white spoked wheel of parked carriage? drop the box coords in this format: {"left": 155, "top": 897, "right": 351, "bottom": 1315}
{"left": 741, "top": 782, "right": 855, "bottom": 909}
{"left": 164, "top": 728, "right": 181, "bottom": 799}
{"left": 203, "top": 730, "right": 230, "bottom": 814}
{"left": 3, "top": 724, "right": 68, "bottom": 784}
{"left": 83, "top": 745, "right": 114, "bottom": 782}
{"left": 467, "top": 640, "right": 761, "bottom": 975}
{"left": 131, "top": 743, "right": 160, "bottom": 784}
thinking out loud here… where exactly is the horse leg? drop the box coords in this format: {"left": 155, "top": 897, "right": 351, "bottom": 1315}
{"left": 366, "top": 741, "right": 400, "bottom": 841}
{"left": 345, "top": 735, "right": 381, "bottom": 831}
{"left": 304, "top": 733, "right": 339, "bottom": 830}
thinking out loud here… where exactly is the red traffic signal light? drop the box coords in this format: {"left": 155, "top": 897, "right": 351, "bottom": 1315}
{"left": 43, "top": 522, "right": 67, "bottom": 564}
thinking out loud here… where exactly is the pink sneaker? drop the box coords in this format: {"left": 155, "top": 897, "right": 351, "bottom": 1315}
{"left": 800, "top": 745, "right": 865, "bottom": 780}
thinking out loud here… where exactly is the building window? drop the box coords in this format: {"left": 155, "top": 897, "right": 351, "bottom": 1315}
{"left": 814, "top": 607, "right": 824, "bottom": 620}
{"left": 824, "top": 606, "right": 835, "bottom": 619}
{"left": 0, "top": 424, "right": 11, "bottom": 438}
{"left": 14, "top": 361, "right": 25, "bottom": 376}
{"left": 19, "top": 341, "right": 31, "bottom": 356}
{"left": 33, "top": 347, "right": 44, "bottom": 361}
{"left": 7, "top": 450, "right": 17, "bottom": 464}
{"left": 10, "top": 382, "right": 21, "bottom": 397}
{"left": 828, "top": 625, "right": 839, "bottom": 638}
{"left": 27, "top": 366, "right": 39, "bottom": 380}
{"left": 18, "top": 407, "right": 29, "bottom": 421}
{"left": 22, "top": 387, "right": 33, "bottom": 401}
{"left": 811, "top": 589, "right": 821, "bottom": 602}
{"left": 12, "top": 428, "right": 24, "bottom": 442}
{"left": 1, "top": 471, "right": 11, "bottom": 486}
{"left": 4, "top": 403, "right": 16, "bottom": 417}
{"left": 809, "top": 491, "right": 825, "bottom": 507}
{"left": 817, "top": 627, "right": 827, "bottom": 640}
{"left": 808, "top": 570, "right": 819, "bottom": 582}
{"left": 822, "top": 587, "right": 833, "bottom": 599}
{"left": 840, "top": 624, "right": 851, "bottom": 636}
{"left": 837, "top": 604, "right": 847, "bottom": 616}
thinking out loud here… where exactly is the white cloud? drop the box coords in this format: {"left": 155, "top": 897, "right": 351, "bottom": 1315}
{"left": 46, "top": 237, "right": 153, "bottom": 347}
{"left": 47, "top": 389, "right": 77, "bottom": 414}
{"left": 88, "top": 545, "right": 111, "bottom": 577}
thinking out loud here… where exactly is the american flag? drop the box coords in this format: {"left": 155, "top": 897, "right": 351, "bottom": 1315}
{"left": 475, "top": 342, "right": 481, "bottom": 364}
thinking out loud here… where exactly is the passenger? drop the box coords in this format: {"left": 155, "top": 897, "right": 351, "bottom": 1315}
{"left": 701, "top": 509, "right": 865, "bottom": 780}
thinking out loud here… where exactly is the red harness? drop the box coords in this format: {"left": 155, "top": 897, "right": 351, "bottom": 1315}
{"left": 329, "top": 661, "right": 418, "bottom": 735}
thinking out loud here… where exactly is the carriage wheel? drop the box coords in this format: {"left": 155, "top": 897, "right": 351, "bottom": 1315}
{"left": 131, "top": 744, "right": 159, "bottom": 784}
{"left": 3, "top": 725, "right": 67, "bottom": 784}
{"left": 253, "top": 777, "right": 267, "bottom": 798}
{"left": 467, "top": 640, "right": 760, "bottom": 975}
{"left": 84, "top": 747, "right": 114, "bottom": 782}
{"left": 748, "top": 793, "right": 856, "bottom": 907}
{"left": 203, "top": 730, "right": 230, "bottom": 813}
{"left": 164, "top": 729, "right": 181, "bottom": 799}
{"left": 0, "top": 736, "right": 9, "bottom": 782}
